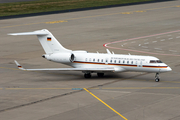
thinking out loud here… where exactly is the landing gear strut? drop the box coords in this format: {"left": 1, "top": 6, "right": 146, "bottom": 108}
{"left": 155, "top": 73, "right": 160, "bottom": 82}
{"left": 84, "top": 73, "right": 91, "bottom": 78}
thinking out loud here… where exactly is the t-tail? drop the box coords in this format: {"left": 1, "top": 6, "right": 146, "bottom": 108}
{"left": 9, "top": 29, "right": 72, "bottom": 54}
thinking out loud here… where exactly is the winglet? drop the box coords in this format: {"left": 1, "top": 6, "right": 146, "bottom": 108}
{"left": 14, "top": 60, "right": 25, "bottom": 70}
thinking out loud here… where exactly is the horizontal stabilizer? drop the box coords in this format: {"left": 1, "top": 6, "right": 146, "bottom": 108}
{"left": 8, "top": 30, "right": 48, "bottom": 36}
{"left": 14, "top": 60, "right": 25, "bottom": 70}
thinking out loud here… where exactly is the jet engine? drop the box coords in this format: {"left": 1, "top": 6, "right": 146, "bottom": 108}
{"left": 42, "top": 53, "right": 75, "bottom": 63}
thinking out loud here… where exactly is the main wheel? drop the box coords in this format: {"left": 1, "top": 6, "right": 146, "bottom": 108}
{"left": 84, "top": 73, "right": 91, "bottom": 78}
{"left": 155, "top": 78, "right": 160, "bottom": 82}
{"left": 97, "top": 73, "right": 104, "bottom": 77}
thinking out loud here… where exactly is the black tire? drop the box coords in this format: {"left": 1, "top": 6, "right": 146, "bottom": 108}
{"left": 84, "top": 73, "right": 91, "bottom": 78}
{"left": 155, "top": 78, "right": 160, "bottom": 82}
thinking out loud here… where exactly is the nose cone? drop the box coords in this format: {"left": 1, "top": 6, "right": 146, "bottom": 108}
{"left": 167, "top": 66, "right": 172, "bottom": 72}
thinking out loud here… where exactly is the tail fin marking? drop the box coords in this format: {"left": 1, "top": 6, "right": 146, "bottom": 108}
{"left": 9, "top": 29, "right": 72, "bottom": 54}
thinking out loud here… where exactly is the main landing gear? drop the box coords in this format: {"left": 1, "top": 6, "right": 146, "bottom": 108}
{"left": 84, "top": 73, "right": 104, "bottom": 78}
{"left": 97, "top": 73, "right": 104, "bottom": 77}
{"left": 84, "top": 73, "right": 91, "bottom": 78}
{"left": 155, "top": 73, "right": 160, "bottom": 82}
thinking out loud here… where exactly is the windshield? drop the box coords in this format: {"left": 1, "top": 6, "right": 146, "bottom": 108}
{"left": 150, "top": 60, "right": 163, "bottom": 63}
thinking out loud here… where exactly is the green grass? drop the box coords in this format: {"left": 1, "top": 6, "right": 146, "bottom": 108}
{"left": 0, "top": 0, "right": 154, "bottom": 17}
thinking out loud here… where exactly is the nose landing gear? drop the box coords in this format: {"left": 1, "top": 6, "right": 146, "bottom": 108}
{"left": 155, "top": 73, "right": 160, "bottom": 82}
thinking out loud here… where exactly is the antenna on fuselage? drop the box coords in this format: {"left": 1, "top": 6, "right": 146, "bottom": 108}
{"left": 106, "top": 49, "right": 111, "bottom": 54}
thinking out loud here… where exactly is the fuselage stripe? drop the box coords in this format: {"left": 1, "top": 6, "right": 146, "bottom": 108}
{"left": 73, "top": 61, "right": 168, "bottom": 69}
{"left": 143, "top": 66, "right": 167, "bottom": 68}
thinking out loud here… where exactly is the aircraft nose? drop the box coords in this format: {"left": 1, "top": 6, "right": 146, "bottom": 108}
{"left": 167, "top": 66, "right": 172, "bottom": 71}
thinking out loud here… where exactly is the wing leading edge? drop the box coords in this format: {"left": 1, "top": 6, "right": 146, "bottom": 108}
{"left": 14, "top": 60, "right": 115, "bottom": 72}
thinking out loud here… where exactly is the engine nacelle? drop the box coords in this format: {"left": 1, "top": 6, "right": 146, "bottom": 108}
{"left": 43, "top": 53, "right": 75, "bottom": 63}
{"left": 72, "top": 50, "right": 88, "bottom": 53}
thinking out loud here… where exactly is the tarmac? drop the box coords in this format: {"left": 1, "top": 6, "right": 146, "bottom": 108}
{"left": 0, "top": 0, "right": 180, "bottom": 120}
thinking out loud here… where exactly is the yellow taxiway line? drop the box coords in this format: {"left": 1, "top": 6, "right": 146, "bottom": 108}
{"left": 84, "top": 88, "right": 128, "bottom": 120}
{"left": 5, "top": 88, "right": 72, "bottom": 90}
{"left": 0, "top": 67, "right": 19, "bottom": 71}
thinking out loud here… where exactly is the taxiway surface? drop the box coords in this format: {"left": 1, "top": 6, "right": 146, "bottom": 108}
{"left": 1, "top": 0, "right": 180, "bottom": 120}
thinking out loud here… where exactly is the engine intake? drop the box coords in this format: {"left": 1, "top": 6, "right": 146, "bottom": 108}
{"left": 70, "top": 54, "right": 75, "bottom": 62}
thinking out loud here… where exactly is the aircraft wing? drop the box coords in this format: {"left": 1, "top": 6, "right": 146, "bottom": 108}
{"left": 14, "top": 60, "right": 115, "bottom": 72}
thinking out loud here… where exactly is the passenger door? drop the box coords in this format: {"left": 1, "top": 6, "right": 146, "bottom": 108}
{"left": 137, "top": 61, "right": 142, "bottom": 67}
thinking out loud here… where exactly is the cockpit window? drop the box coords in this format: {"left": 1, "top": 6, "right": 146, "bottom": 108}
{"left": 150, "top": 60, "right": 163, "bottom": 63}
{"left": 156, "top": 60, "right": 162, "bottom": 63}
{"left": 150, "top": 60, "right": 156, "bottom": 63}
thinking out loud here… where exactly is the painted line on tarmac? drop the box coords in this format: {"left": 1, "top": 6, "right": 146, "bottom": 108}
{"left": 1, "top": 5, "right": 179, "bottom": 28}
{"left": 45, "top": 20, "right": 68, "bottom": 24}
{"left": 103, "top": 29, "right": 180, "bottom": 56}
{"left": 0, "top": 67, "right": 18, "bottom": 70}
{"left": 102, "top": 87, "right": 180, "bottom": 90}
{"left": 6, "top": 88, "right": 72, "bottom": 90}
{"left": 84, "top": 88, "right": 128, "bottom": 120}
{"left": 0, "top": 22, "right": 44, "bottom": 29}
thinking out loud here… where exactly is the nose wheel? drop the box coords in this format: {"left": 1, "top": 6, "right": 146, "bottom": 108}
{"left": 155, "top": 73, "right": 160, "bottom": 82}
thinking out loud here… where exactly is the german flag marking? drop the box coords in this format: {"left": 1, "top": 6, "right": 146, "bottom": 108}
{"left": 47, "top": 37, "right": 51, "bottom": 41}
{"left": 18, "top": 65, "right": 22, "bottom": 68}
{"left": 73, "top": 61, "right": 168, "bottom": 69}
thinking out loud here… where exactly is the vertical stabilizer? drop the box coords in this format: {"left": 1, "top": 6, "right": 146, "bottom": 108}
{"left": 9, "top": 29, "right": 72, "bottom": 54}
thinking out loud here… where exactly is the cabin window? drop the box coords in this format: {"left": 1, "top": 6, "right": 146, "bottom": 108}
{"left": 127, "top": 61, "right": 129, "bottom": 64}
{"left": 106, "top": 60, "right": 108, "bottom": 62}
{"left": 119, "top": 60, "right": 120, "bottom": 63}
{"left": 98, "top": 59, "right": 99, "bottom": 62}
{"left": 93, "top": 59, "right": 95, "bottom": 62}
{"left": 101, "top": 59, "right": 103, "bottom": 62}
{"left": 110, "top": 60, "right": 112, "bottom": 63}
{"left": 131, "top": 61, "right": 133, "bottom": 64}
{"left": 85, "top": 58, "right": 87, "bottom": 61}
{"left": 114, "top": 60, "right": 116, "bottom": 63}
{"left": 89, "top": 58, "right": 91, "bottom": 62}
{"left": 123, "top": 60, "right": 125, "bottom": 64}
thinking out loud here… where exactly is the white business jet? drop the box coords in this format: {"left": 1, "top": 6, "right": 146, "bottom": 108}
{"left": 9, "top": 29, "right": 172, "bottom": 82}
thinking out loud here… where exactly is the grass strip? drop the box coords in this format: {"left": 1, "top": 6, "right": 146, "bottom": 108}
{"left": 0, "top": 0, "right": 154, "bottom": 17}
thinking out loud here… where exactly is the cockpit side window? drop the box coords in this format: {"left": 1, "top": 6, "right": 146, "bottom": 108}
{"left": 150, "top": 60, "right": 163, "bottom": 63}
{"left": 157, "top": 60, "right": 163, "bottom": 63}
{"left": 150, "top": 60, "right": 156, "bottom": 63}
